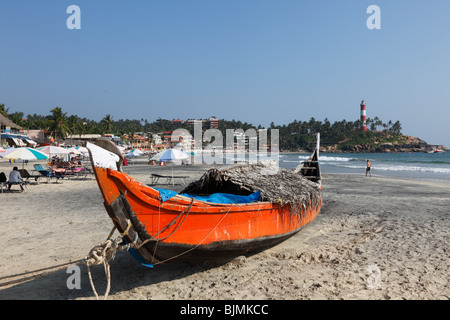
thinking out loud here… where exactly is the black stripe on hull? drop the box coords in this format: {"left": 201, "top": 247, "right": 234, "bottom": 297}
{"left": 143, "top": 227, "right": 305, "bottom": 264}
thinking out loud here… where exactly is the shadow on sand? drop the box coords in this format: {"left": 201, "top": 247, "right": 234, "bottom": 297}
{"left": 0, "top": 250, "right": 238, "bottom": 300}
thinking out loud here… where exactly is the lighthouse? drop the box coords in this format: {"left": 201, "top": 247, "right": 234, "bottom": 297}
{"left": 360, "top": 100, "right": 367, "bottom": 132}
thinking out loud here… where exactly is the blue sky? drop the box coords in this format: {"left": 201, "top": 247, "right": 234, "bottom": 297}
{"left": 1, "top": 1, "right": 449, "bottom": 147}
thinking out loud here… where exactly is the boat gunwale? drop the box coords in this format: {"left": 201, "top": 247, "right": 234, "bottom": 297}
{"left": 105, "top": 167, "right": 290, "bottom": 213}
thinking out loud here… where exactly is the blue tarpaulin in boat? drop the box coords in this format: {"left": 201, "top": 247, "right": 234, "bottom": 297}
{"left": 154, "top": 188, "right": 178, "bottom": 202}
{"left": 154, "top": 188, "right": 261, "bottom": 204}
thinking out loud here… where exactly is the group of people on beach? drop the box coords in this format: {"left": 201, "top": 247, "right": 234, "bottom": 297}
{"left": 49, "top": 156, "right": 82, "bottom": 168}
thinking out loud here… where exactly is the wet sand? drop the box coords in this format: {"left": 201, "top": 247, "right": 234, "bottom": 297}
{"left": 0, "top": 159, "right": 448, "bottom": 300}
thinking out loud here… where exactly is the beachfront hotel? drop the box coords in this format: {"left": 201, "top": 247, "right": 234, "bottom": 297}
{"left": 0, "top": 114, "right": 37, "bottom": 148}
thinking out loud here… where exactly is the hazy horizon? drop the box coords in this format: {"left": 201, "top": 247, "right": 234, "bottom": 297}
{"left": 1, "top": 1, "right": 449, "bottom": 147}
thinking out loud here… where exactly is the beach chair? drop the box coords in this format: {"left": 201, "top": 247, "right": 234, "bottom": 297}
{"left": 7, "top": 179, "right": 29, "bottom": 192}
{"left": 33, "top": 164, "right": 65, "bottom": 183}
{"left": 71, "top": 166, "right": 89, "bottom": 179}
{"left": 19, "top": 169, "right": 42, "bottom": 183}
{"left": 0, "top": 171, "right": 29, "bottom": 192}
{"left": 61, "top": 166, "right": 89, "bottom": 180}
{"left": 150, "top": 173, "right": 188, "bottom": 185}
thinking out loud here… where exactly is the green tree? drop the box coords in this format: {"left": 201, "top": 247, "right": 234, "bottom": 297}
{"left": 101, "top": 114, "right": 114, "bottom": 134}
{"left": 67, "top": 115, "right": 83, "bottom": 136}
{"left": 8, "top": 112, "right": 25, "bottom": 127}
{"left": 391, "top": 121, "right": 402, "bottom": 135}
{"left": 47, "top": 107, "right": 71, "bottom": 142}
{"left": 0, "top": 103, "right": 9, "bottom": 117}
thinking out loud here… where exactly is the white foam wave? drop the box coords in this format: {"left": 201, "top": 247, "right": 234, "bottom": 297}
{"left": 298, "top": 155, "right": 353, "bottom": 162}
{"left": 335, "top": 164, "right": 450, "bottom": 174}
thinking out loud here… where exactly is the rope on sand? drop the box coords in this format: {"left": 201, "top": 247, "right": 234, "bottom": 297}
{"left": 0, "top": 260, "right": 84, "bottom": 288}
{"left": 0, "top": 224, "right": 130, "bottom": 300}
{"left": 85, "top": 232, "right": 130, "bottom": 300}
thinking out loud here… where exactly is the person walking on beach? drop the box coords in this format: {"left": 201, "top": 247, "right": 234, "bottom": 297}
{"left": 7, "top": 166, "right": 24, "bottom": 192}
{"left": 366, "top": 160, "right": 372, "bottom": 177}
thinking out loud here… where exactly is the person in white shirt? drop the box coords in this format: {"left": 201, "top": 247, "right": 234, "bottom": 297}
{"left": 8, "top": 166, "right": 24, "bottom": 192}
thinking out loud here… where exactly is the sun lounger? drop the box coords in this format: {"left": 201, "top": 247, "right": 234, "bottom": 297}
{"left": 150, "top": 173, "right": 188, "bottom": 185}
{"left": 19, "top": 169, "right": 42, "bottom": 183}
{"left": 33, "top": 164, "right": 65, "bottom": 183}
{"left": 62, "top": 166, "right": 89, "bottom": 180}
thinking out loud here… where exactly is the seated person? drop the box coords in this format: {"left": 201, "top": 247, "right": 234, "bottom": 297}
{"left": 8, "top": 166, "right": 24, "bottom": 192}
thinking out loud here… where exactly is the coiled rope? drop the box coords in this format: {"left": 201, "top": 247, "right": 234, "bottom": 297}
{"left": 84, "top": 223, "right": 132, "bottom": 300}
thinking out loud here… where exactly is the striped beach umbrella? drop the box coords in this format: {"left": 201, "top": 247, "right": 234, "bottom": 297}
{"left": 1, "top": 147, "right": 49, "bottom": 161}
{"left": 37, "top": 146, "right": 71, "bottom": 155}
{"left": 126, "top": 149, "right": 144, "bottom": 157}
{"left": 66, "top": 147, "right": 81, "bottom": 155}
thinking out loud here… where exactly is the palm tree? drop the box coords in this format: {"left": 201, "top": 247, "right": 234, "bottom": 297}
{"left": 47, "top": 107, "right": 71, "bottom": 142}
{"left": 391, "top": 121, "right": 402, "bottom": 135}
{"left": 387, "top": 120, "right": 393, "bottom": 133}
{"left": 67, "top": 115, "right": 83, "bottom": 136}
{"left": 373, "top": 116, "right": 382, "bottom": 132}
{"left": 0, "top": 103, "right": 9, "bottom": 117}
{"left": 101, "top": 114, "right": 114, "bottom": 134}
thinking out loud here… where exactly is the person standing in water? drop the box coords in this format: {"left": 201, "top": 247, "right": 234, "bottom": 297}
{"left": 366, "top": 160, "right": 372, "bottom": 177}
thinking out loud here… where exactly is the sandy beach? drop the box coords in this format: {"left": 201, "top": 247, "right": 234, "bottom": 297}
{"left": 0, "top": 159, "right": 448, "bottom": 300}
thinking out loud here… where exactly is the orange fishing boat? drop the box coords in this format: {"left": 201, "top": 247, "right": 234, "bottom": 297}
{"left": 87, "top": 137, "right": 322, "bottom": 265}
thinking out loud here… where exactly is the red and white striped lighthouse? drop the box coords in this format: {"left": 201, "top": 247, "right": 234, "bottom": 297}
{"left": 360, "top": 100, "right": 367, "bottom": 132}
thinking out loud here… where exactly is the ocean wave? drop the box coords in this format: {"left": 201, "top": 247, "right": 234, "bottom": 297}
{"left": 335, "top": 164, "right": 450, "bottom": 174}
{"left": 298, "top": 155, "right": 355, "bottom": 162}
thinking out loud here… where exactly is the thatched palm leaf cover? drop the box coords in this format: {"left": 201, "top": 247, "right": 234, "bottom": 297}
{"left": 180, "top": 161, "right": 321, "bottom": 208}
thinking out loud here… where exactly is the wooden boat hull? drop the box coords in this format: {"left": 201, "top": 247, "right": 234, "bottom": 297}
{"left": 88, "top": 142, "right": 322, "bottom": 264}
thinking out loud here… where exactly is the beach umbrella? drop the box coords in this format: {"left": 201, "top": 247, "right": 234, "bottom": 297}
{"left": 38, "top": 146, "right": 71, "bottom": 155}
{"left": 126, "top": 149, "right": 143, "bottom": 157}
{"left": 75, "top": 146, "right": 89, "bottom": 156}
{"left": 1, "top": 147, "right": 18, "bottom": 158}
{"left": 151, "top": 149, "right": 189, "bottom": 162}
{"left": 152, "top": 149, "right": 190, "bottom": 185}
{"left": 159, "top": 149, "right": 189, "bottom": 162}
{"left": 2, "top": 147, "right": 48, "bottom": 160}
{"left": 66, "top": 147, "right": 81, "bottom": 155}
{"left": 0, "top": 147, "right": 15, "bottom": 156}
{"left": 1, "top": 147, "right": 49, "bottom": 169}
{"left": 150, "top": 149, "right": 190, "bottom": 181}
{"left": 38, "top": 145, "right": 71, "bottom": 161}
{"left": 150, "top": 150, "right": 165, "bottom": 161}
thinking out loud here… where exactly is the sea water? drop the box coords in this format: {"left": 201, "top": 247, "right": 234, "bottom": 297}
{"left": 278, "top": 151, "right": 450, "bottom": 182}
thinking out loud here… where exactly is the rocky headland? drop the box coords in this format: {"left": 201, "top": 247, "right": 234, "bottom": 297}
{"left": 319, "top": 134, "right": 448, "bottom": 153}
